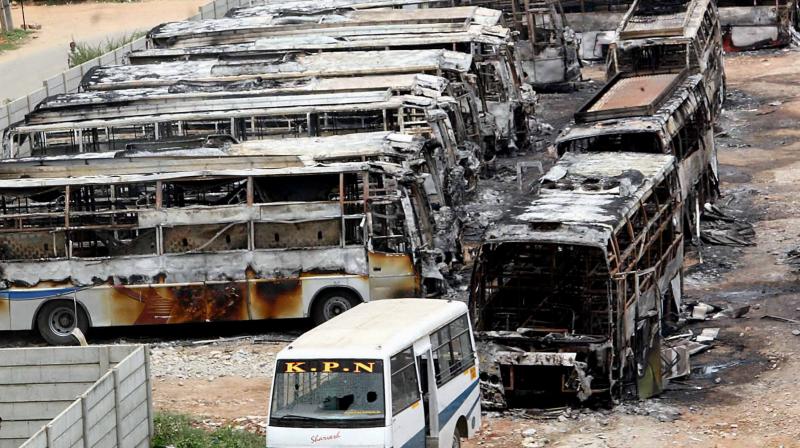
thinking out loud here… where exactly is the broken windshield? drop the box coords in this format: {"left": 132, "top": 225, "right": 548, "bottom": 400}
{"left": 270, "top": 359, "right": 386, "bottom": 428}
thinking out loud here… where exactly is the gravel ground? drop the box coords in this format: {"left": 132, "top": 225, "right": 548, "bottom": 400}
{"left": 150, "top": 339, "right": 285, "bottom": 381}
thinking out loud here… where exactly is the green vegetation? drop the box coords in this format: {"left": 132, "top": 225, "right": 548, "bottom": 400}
{"left": 152, "top": 412, "right": 265, "bottom": 448}
{"left": 68, "top": 31, "right": 146, "bottom": 67}
{"left": 0, "top": 29, "right": 34, "bottom": 53}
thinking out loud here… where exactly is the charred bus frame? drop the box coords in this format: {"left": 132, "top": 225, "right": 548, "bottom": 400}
{"left": 0, "top": 157, "right": 450, "bottom": 344}
{"left": 555, "top": 71, "right": 718, "bottom": 236}
{"left": 716, "top": 0, "right": 799, "bottom": 51}
{"left": 607, "top": 0, "right": 725, "bottom": 117}
{"left": 3, "top": 74, "right": 475, "bottom": 163}
{"left": 560, "top": 0, "right": 633, "bottom": 60}
{"left": 135, "top": 7, "right": 535, "bottom": 152}
{"left": 469, "top": 152, "right": 684, "bottom": 407}
{"left": 73, "top": 49, "right": 487, "bottom": 160}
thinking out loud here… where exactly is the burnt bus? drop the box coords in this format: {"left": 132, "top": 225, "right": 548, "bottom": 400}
{"left": 561, "top": 0, "right": 634, "bottom": 60}
{"left": 0, "top": 158, "right": 451, "bottom": 345}
{"left": 469, "top": 152, "right": 683, "bottom": 407}
{"left": 555, "top": 71, "right": 718, "bottom": 237}
{"left": 3, "top": 74, "right": 474, "bottom": 164}
{"left": 136, "top": 7, "right": 536, "bottom": 153}
{"left": 717, "top": 0, "right": 799, "bottom": 51}
{"left": 607, "top": 0, "right": 725, "bottom": 117}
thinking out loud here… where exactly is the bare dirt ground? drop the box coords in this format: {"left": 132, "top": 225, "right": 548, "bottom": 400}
{"left": 0, "top": 0, "right": 205, "bottom": 100}
{"left": 140, "top": 49, "right": 800, "bottom": 446}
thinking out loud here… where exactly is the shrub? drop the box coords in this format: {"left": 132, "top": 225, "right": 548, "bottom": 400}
{"left": 0, "top": 29, "right": 33, "bottom": 53}
{"left": 68, "top": 31, "right": 146, "bottom": 67}
{"left": 152, "top": 412, "right": 265, "bottom": 448}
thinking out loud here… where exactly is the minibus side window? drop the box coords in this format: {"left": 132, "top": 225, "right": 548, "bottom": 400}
{"left": 431, "top": 315, "right": 476, "bottom": 386}
{"left": 390, "top": 347, "right": 420, "bottom": 415}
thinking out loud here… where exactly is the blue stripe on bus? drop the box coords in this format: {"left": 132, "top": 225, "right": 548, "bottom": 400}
{"left": 400, "top": 427, "right": 426, "bottom": 448}
{"left": 438, "top": 379, "right": 479, "bottom": 429}
{"left": 0, "top": 288, "right": 80, "bottom": 300}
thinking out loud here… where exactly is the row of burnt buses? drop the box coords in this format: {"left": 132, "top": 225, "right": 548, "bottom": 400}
{"left": 0, "top": 0, "right": 724, "bottom": 408}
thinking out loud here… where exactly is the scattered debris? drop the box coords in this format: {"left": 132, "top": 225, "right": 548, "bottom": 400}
{"left": 762, "top": 315, "right": 800, "bottom": 325}
{"left": 700, "top": 204, "right": 756, "bottom": 247}
{"left": 713, "top": 304, "right": 751, "bottom": 319}
{"left": 696, "top": 328, "right": 720, "bottom": 343}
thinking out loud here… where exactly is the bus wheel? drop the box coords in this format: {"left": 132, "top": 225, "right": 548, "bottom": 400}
{"left": 451, "top": 427, "right": 462, "bottom": 448}
{"left": 311, "top": 290, "right": 359, "bottom": 325}
{"left": 36, "top": 301, "right": 89, "bottom": 346}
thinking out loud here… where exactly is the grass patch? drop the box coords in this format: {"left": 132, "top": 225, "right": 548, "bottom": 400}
{"left": 153, "top": 412, "right": 265, "bottom": 448}
{"left": 0, "top": 29, "right": 34, "bottom": 53}
{"left": 68, "top": 31, "right": 146, "bottom": 67}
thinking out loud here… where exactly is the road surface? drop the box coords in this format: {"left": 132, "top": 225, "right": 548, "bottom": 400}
{"left": 0, "top": 0, "right": 205, "bottom": 102}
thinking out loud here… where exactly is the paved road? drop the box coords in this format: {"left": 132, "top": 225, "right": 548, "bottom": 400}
{"left": 0, "top": 0, "right": 205, "bottom": 103}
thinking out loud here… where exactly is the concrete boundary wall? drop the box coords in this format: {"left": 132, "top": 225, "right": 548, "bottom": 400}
{"left": 0, "top": 345, "right": 152, "bottom": 448}
{"left": 0, "top": 0, "right": 254, "bottom": 138}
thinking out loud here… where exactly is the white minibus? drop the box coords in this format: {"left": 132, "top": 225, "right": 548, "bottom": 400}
{"left": 267, "top": 299, "right": 481, "bottom": 447}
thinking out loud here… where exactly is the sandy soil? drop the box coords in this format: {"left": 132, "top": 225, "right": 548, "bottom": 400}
{"left": 141, "top": 49, "right": 800, "bottom": 447}
{"left": 154, "top": 377, "right": 271, "bottom": 420}
{"left": 0, "top": 0, "right": 205, "bottom": 100}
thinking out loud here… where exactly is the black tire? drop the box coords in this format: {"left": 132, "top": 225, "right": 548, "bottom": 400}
{"left": 311, "top": 290, "right": 360, "bottom": 325}
{"left": 452, "top": 426, "right": 462, "bottom": 448}
{"left": 36, "top": 301, "right": 89, "bottom": 346}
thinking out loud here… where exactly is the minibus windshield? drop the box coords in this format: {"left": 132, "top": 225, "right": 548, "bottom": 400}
{"left": 270, "top": 359, "right": 386, "bottom": 428}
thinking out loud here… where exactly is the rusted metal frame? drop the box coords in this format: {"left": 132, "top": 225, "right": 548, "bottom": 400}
{"left": 362, "top": 169, "right": 370, "bottom": 246}
{"left": 339, "top": 172, "right": 346, "bottom": 248}
{"left": 608, "top": 234, "right": 622, "bottom": 275}
{"left": 618, "top": 198, "right": 673, "bottom": 272}
{"left": 634, "top": 217, "right": 673, "bottom": 272}
{"left": 247, "top": 176, "right": 255, "bottom": 251}
{"left": 155, "top": 180, "right": 164, "bottom": 255}
{"left": 63, "top": 185, "right": 72, "bottom": 259}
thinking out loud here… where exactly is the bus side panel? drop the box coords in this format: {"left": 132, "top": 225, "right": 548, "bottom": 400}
{"left": 368, "top": 252, "right": 418, "bottom": 300}
{"left": 297, "top": 275, "right": 371, "bottom": 316}
{"left": 9, "top": 298, "right": 40, "bottom": 331}
{"left": 0, "top": 296, "right": 10, "bottom": 330}
{"left": 110, "top": 282, "right": 250, "bottom": 325}
{"left": 248, "top": 278, "right": 304, "bottom": 320}
{"left": 6, "top": 287, "right": 110, "bottom": 330}
{"left": 436, "top": 367, "right": 480, "bottom": 446}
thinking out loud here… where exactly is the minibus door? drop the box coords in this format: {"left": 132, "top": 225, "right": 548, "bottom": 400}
{"left": 418, "top": 349, "right": 439, "bottom": 446}
{"left": 391, "top": 346, "right": 427, "bottom": 448}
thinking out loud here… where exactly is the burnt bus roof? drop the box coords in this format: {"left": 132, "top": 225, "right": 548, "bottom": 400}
{"left": 147, "top": 7, "right": 503, "bottom": 48}
{"left": 0, "top": 131, "right": 423, "bottom": 179}
{"left": 483, "top": 152, "right": 676, "bottom": 248}
{"left": 616, "top": 0, "right": 714, "bottom": 43}
{"left": 0, "top": 159, "right": 408, "bottom": 188}
{"left": 132, "top": 8, "right": 509, "bottom": 63}
{"left": 82, "top": 49, "right": 473, "bottom": 91}
{"left": 573, "top": 70, "right": 686, "bottom": 123}
{"left": 226, "top": 0, "right": 452, "bottom": 18}
{"left": 128, "top": 24, "right": 509, "bottom": 63}
{"left": 555, "top": 73, "right": 705, "bottom": 146}
{"left": 13, "top": 74, "right": 448, "bottom": 133}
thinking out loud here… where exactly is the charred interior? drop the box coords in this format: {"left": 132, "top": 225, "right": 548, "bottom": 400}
{"left": 474, "top": 242, "right": 610, "bottom": 335}
{"left": 471, "top": 152, "right": 684, "bottom": 408}
{"left": 0, "top": 162, "right": 434, "bottom": 285}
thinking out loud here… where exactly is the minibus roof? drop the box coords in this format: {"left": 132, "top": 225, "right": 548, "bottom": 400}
{"left": 279, "top": 299, "right": 468, "bottom": 359}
